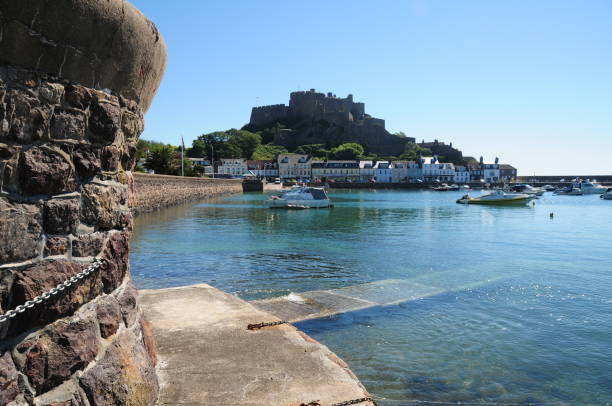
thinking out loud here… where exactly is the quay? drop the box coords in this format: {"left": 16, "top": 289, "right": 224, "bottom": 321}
{"left": 140, "top": 284, "right": 374, "bottom": 406}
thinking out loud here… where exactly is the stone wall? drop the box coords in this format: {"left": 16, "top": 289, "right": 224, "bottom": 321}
{"left": 0, "top": 0, "right": 166, "bottom": 404}
{"left": 131, "top": 173, "right": 242, "bottom": 214}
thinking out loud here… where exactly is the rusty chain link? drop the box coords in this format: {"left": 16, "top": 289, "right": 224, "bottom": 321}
{"left": 300, "top": 397, "right": 377, "bottom": 406}
{"left": 247, "top": 320, "right": 287, "bottom": 330}
{"left": 0, "top": 258, "right": 105, "bottom": 326}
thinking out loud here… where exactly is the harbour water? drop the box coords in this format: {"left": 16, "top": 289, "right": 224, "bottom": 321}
{"left": 131, "top": 190, "right": 612, "bottom": 405}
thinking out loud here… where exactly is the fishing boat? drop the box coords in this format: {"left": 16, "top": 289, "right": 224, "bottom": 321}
{"left": 601, "top": 188, "right": 612, "bottom": 200}
{"left": 268, "top": 186, "right": 332, "bottom": 208}
{"left": 456, "top": 190, "right": 535, "bottom": 206}
{"left": 554, "top": 186, "right": 583, "bottom": 195}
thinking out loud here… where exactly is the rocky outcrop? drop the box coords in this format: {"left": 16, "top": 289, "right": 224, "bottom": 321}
{"left": 0, "top": 0, "right": 166, "bottom": 404}
{"left": 132, "top": 173, "right": 242, "bottom": 214}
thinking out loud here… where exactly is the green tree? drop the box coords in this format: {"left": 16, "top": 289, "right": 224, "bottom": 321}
{"left": 187, "top": 139, "right": 207, "bottom": 158}
{"left": 226, "top": 129, "right": 262, "bottom": 159}
{"left": 295, "top": 144, "right": 329, "bottom": 159}
{"left": 400, "top": 142, "right": 432, "bottom": 161}
{"left": 144, "top": 145, "right": 176, "bottom": 174}
{"left": 329, "top": 143, "right": 364, "bottom": 160}
{"left": 251, "top": 144, "right": 288, "bottom": 160}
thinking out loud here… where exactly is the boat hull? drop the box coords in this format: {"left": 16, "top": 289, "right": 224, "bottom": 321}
{"left": 268, "top": 199, "right": 333, "bottom": 209}
{"left": 457, "top": 196, "right": 534, "bottom": 206}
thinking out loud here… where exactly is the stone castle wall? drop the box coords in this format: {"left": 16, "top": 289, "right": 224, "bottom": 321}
{"left": 131, "top": 173, "right": 242, "bottom": 214}
{"left": 0, "top": 0, "right": 166, "bottom": 404}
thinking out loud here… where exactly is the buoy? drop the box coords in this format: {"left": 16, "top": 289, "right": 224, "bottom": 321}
{"left": 550, "top": 212, "right": 554, "bottom": 219}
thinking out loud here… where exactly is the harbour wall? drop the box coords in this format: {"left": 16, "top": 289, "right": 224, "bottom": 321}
{"left": 131, "top": 173, "right": 242, "bottom": 214}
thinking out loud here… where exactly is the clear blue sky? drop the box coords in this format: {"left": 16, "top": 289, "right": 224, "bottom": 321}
{"left": 130, "top": 0, "right": 612, "bottom": 175}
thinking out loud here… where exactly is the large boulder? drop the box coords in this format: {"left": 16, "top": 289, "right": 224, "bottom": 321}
{"left": 0, "top": 0, "right": 167, "bottom": 111}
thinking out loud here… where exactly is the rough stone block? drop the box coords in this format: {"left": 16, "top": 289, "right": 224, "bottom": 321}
{"left": 101, "top": 145, "right": 120, "bottom": 171}
{"left": 79, "top": 327, "right": 158, "bottom": 406}
{"left": 6, "top": 90, "right": 51, "bottom": 143}
{"left": 100, "top": 232, "right": 129, "bottom": 294}
{"left": 80, "top": 183, "right": 127, "bottom": 230}
{"left": 120, "top": 110, "right": 143, "bottom": 140}
{"left": 88, "top": 100, "right": 120, "bottom": 145}
{"left": 64, "top": 84, "right": 92, "bottom": 110}
{"left": 44, "top": 198, "right": 80, "bottom": 235}
{"left": 0, "top": 198, "right": 42, "bottom": 263}
{"left": 72, "top": 145, "right": 101, "bottom": 181}
{"left": 0, "top": 351, "right": 20, "bottom": 405}
{"left": 95, "top": 296, "right": 121, "bottom": 339}
{"left": 44, "top": 237, "right": 69, "bottom": 256}
{"left": 116, "top": 280, "right": 138, "bottom": 328}
{"left": 15, "top": 317, "right": 99, "bottom": 394}
{"left": 72, "top": 232, "right": 106, "bottom": 258}
{"left": 50, "top": 108, "right": 86, "bottom": 141}
{"left": 32, "top": 378, "right": 90, "bottom": 406}
{"left": 38, "top": 82, "right": 65, "bottom": 105}
{"left": 18, "top": 147, "right": 77, "bottom": 195}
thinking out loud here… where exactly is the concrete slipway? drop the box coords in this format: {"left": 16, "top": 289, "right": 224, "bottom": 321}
{"left": 140, "top": 284, "right": 374, "bottom": 406}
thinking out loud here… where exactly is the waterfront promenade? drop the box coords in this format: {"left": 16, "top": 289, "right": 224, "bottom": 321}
{"left": 140, "top": 284, "right": 374, "bottom": 406}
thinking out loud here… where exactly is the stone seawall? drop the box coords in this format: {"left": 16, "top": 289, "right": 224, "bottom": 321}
{"left": 132, "top": 173, "right": 242, "bottom": 214}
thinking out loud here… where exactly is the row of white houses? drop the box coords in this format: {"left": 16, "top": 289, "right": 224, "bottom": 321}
{"left": 190, "top": 154, "right": 517, "bottom": 183}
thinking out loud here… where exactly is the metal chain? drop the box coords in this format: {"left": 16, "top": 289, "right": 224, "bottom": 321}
{"left": 0, "top": 258, "right": 105, "bottom": 326}
{"left": 247, "top": 320, "right": 287, "bottom": 330}
{"left": 300, "top": 398, "right": 377, "bottom": 406}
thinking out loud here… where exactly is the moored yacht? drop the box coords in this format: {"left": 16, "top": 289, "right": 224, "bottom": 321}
{"left": 268, "top": 186, "right": 332, "bottom": 208}
{"left": 456, "top": 190, "right": 535, "bottom": 206}
{"left": 601, "top": 188, "right": 612, "bottom": 200}
{"left": 554, "top": 186, "right": 582, "bottom": 195}
{"left": 508, "top": 184, "right": 545, "bottom": 196}
{"left": 576, "top": 179, "right": 607, "bottom": 195}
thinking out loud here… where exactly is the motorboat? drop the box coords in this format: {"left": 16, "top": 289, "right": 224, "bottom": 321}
{"left": 543, "top": 185, "right": 557, "bottom": 191}
{"left": 448, "top": 184, "right": 460, "bottom": 191}
{"left": 601, "top": 188, "right": 612, "bottom": 200}
{"left": 508, "top": 184, "right": 544, "bottom": 196}
{"left": 456, "top": 190, "right": 535, "bottom": 206}
{"left": 432, "top": 183, "right": 450, "bottom": 191}
{"left": 268, "top": 186, "right": 332, "bottom": 208}
{"left": 554, "top": 186, "right": 582, "bottom": 195}
{"left": 459, "top": 184, "right": 470, "bottom": 190}
{"left": 576, "top": 179, "right": 607, "bottom": 195}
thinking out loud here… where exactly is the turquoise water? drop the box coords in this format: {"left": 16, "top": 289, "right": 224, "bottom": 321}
{"left": 131, "top": 190, "right": 612, "bottom": 405}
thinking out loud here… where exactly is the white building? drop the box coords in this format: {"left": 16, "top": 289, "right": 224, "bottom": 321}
{"left": 359, "top": 161, "right": 375, "bottom": 181}
{"left": 407, "top": 162, "right": 423, "bottom": 182}
{"left": 311, "top": 160, "right": 360, "bottom": 181}
{"left": 218, "top": 158, "right": 247, "bottom": 177}
{"left": 247, "top": 160, "right": 278, "bottom": 178}
{"left": 391, "top": 161, "right": 409, "bottom": 183}
{"left": 454, "top": 165, "right": 470, "bottom": 184}
{"left": 277, "top": 154, "right": 312, "bottom": 180}
{"left": 187, "top": 157, "right": 210, "bottom": 167}
{"left": 422, "top": 157, "right": 455, "bottom": 182}
{"left": 374, "top": 161, "right": 392, "bottom": 183}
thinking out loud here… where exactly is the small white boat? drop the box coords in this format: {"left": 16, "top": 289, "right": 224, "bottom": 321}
{"left": 601, "top": 188, "right": 612, "bottom": 200}
{"left": 432, "top": 183, "right": 450, "bottom": 191}
{"left": 456, "top": 190, "right": 535, "bottom": 206}
{"left": 268, "top": 186, "right": 332, "bottom": 208}
{"left": 459, "top": 184, "right": 470, "bottom": 190}
{"left": 577, "top": 179, "right": 607, "bottom": 195}
{"left": 554, "top": 186, "right": 582, "bottom": 195}
{"left": 508, "top": 184, "right": 544, "bottom": 196}
{"left": 543, "top": 185, "right": 556, "bottom": 191}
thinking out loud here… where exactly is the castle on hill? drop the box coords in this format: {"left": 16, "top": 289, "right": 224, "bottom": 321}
{"left": 250, "top": 89, "right": 385, "bottom": 129}
{"left": 248, "top": 89, "right": 413, "bottom": 155}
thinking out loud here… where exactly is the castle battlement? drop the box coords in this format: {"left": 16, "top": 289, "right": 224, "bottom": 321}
{"left": 250, "top": 89, "right": 373, "bottom": 127}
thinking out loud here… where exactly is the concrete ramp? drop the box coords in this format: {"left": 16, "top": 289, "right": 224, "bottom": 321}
{"left": 251, "top": 274, "right": 504, "bottom": 323}
{"left": 140, "top": 284, "right": 374, "bottom": 406}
